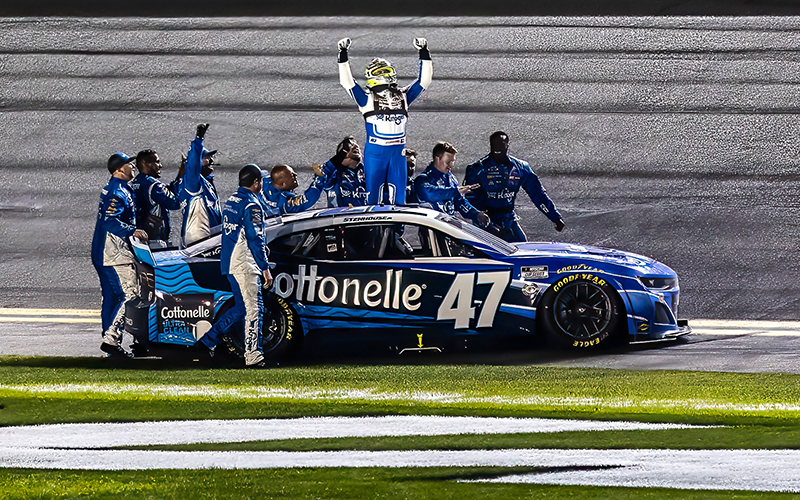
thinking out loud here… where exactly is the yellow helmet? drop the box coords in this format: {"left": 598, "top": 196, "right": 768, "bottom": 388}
{"left": 365, "top": 58, "right": 397, "bottom": 88}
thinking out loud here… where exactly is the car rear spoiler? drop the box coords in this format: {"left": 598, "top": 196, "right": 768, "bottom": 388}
{"left": 130, "top": 237, "right": 156, "bottom": 267}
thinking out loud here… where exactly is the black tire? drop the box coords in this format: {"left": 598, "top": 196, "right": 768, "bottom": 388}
{"left": 537, "top": 274, "right": 626, "bottom": 349}
{"left": 218, "top": 295, "right": 301, "bottom": 362}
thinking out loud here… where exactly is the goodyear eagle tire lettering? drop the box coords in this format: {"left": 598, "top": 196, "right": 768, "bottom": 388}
{"left": 219, "top": 295, "right": 301, "bottom": 362}
{"left": 537, "top": 274, "right": 624, "bottom": 349}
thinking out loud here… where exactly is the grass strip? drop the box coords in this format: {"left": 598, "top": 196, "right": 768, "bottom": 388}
{"left": 1, "top": 468, "right": 799, "bottom": 500}
{"left": 2, "top": 357, "right": 800, "bottom": 425}
{"left": 129, "top": 426, "right": 800, "bottom": 452}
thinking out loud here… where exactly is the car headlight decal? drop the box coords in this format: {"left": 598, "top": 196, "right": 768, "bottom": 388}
{"left": 638, "top": 277, "right": 678, "bottom": 290}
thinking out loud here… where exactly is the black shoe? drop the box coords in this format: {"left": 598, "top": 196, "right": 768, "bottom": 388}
{"left": 192, "top": 340, "right": 215, "bottom": 360}
{"left": 100, "top": 342, "right": 133, "bottom": 359}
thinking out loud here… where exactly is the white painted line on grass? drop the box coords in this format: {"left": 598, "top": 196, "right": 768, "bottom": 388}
{"left": 0, "top": 416, "right": 704, "bottom": 449}
{"left": 3, "top": 383, "right": 798, "bottom": 413}
{"left": 0, "top": 447, "right": 798, "bottom": 493}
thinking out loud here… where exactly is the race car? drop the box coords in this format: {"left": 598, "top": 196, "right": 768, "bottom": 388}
{"left": 125, "top": 205, "right": 690, "bottom": 361}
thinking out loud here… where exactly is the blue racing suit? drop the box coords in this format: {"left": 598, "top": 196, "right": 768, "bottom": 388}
{"left": 130, "top": 173, "right": 181, "bottom": 242}
{"left": 414, "top": 163, "right": 482, "bottom": 223}
{"left": 178, "top": 137, "right": 221, "bottom": 246}
{"left": 339, "top": 56, "right": 432, "bottom": 205}
{"left": 464, "top": 154, "right": 562, "bottom": 243}
{"left": 201, "top": 187, "right": 270, "bottom": 366}
{"left": 260, "top": 175, "right": 327, "bottom": 215}
{"left": 321, "top": 159, "right": 368, "bottom": 207}
{"left": 91, "top": 176, "right": 140, "bottom": 343}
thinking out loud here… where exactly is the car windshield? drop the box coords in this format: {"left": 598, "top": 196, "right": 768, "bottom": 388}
{"left": 436, "top": 213, "right": 517, "bottom": 255}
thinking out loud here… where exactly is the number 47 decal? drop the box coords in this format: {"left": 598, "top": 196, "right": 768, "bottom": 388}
{"left": 437, "top": 271, "right": 511, "bottom": 329}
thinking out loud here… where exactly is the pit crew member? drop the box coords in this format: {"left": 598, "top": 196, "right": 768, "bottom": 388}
{"left": 414, "top": 141, "right": 490, "bottom": 227}
{"left": 261, "top": 164, "right": 327, "bottom": 215}
{"left": 178, "top": 123, "right": 222, "bottom": 246}
{"left": 130, "top": 149, "right": 181, "bottom": 243}
{"left": 196, "top": 165, "right": 272, "bottom": 367}
{"left": 91, "top": 152, "right": 148, "bottom": 358}
{"left": 319, "top": 136, "right": 368, "bottom": 207}
{"left": 464, "top": 131, "right": 565, "bottom": 243}
{"left": 337, "top": 37, "right": 432, "bottom": 205}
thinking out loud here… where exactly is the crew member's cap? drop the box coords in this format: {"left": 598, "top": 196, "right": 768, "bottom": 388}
{"left": 239, "top": 163, "right": 262, "bottom": 187}
{"left": 107, "top": 152, "right": 135, "bottom": 174}
{"left": 202, "top": 149, "right": 218, "bottom": 159}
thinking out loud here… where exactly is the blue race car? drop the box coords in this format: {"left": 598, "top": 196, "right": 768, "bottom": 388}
{"left": 126, "top": 205, "right": 690, "bottom": 361}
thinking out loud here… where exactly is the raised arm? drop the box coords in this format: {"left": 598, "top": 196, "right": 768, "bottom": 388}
{"left": 405, "top": 37, "right": 432, "bottom": 105}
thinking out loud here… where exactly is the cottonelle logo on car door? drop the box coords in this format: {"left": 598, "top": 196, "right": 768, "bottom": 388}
{"left": 270, "top": 264, "right": 511, "bottom": 329}
{"left": 156, "top": 293, "right": 214, "bottom": 344}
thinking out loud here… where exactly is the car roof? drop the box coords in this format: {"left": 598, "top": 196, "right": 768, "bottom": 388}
{"left": 277, "top": 204, "right": 439, "bottom": 225}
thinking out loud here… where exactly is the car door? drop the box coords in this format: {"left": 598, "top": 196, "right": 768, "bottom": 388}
{"left": 268, "top": 221, "right": 525, "bottom": 354}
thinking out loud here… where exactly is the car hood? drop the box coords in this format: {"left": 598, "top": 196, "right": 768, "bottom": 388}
{"left": 512, "top": 242, "right": 676, "bottom": 276}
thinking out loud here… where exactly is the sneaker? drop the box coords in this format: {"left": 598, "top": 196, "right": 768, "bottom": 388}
{"left": 100, "top": 342, "right": 133, "bottom": 359}
{"left": 246, "top": 359, "right": 270, "bottom": 368}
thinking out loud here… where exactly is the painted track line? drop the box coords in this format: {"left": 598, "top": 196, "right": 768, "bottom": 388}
{"left": 2, "top": 308, "right": 800, "bottom": 336}
{"left": 690, "top": 319, "right": 800, "bottom": 337}
{"left": 0, "top": 308, "right": 100, "bottom": 324}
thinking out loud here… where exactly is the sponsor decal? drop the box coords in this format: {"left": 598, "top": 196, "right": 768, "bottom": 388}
{"left": 157, "top": 294, "right": 214, "bottom": 342}
{"left": 521, "top": 283, "right": 539, "bottom": 300}
{"left": 573, "top": 333, "right": 608, "bottom": 348}
{"left": 342, "top": 216, "right": 391, "bottom": 222}
{"left": 521, "top": 266, "right": 548, "bottom": 279}
{"left": 553, "top": 273, "right": 607, "bottom": 293}
{"left": 271, "top": 266, "right": 512, "bottom": 330}
{"left": 556, "top": 264, "right": 600, "bottom": 274}
{"left": 271, "top": 265, "right": 425, "bottom": 312}
{"left": 198, "top": 246, "right": 222, "bottom": 259}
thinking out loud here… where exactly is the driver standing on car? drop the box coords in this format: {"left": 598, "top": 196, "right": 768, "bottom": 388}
{"left": 91, "top": 152, "right": 149, "bottom": 358}
{"left": 463, "top": 131, "right": 565, "bottom": 242}
{"left": 130, "top": 149, "right": 181, "bottom": 244}
{"left": 196, "top": 165, "right": 273, "bottom": 368}
{"left": 337, "top": 36, "right": 432, "bottom": 205}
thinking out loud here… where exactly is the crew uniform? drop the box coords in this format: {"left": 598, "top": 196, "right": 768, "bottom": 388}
{"left": 260, "top": 175, "right": 327, "bottom": 215}
{"left": 414, "top": 163, "right": 483, "bottom": 223}
{"left": 130, "top": 172, "right": 180, "bottom": 242}
{"left": 91, "top": 171, "right": 139, "bottom": 353}
{"left": 338, "top": 40, "right": 432, "bottom": 205}
{"left": 179, "top": 136, "right": 221, "bottom": 246}
{"left": 464, "top": 154, "right": 562, "bottom": 243}
{"left": 320, "top": 154, "right": 368, "bottom": 207}
{"left": 200, "top": 185, "right": 271, "bottom": 366}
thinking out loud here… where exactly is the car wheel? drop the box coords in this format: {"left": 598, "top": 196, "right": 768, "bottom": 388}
{"left": 260, "top": 296, "right": 301, "bottom": 360}
{"left": 221, "top": 295, "right": 301, "bottom": 362}
{"left": 537, "top": 275, "right": 625, "bottom": 349}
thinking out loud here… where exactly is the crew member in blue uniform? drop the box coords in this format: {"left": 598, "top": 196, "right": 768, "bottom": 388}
{"left": 130, "top": 149, "right": 181, "bottom": 243}
{"left": 91, "top": 152, "right": 149, "bottom": 358}
{"left": 178, "top": 123, "right": 222, "bottom": 246}
{"left": 197, "top": 165, "right": 272, "bottom": 367}
{"left": 261, "top": 164, "right": 327, "bottom": 215}
{"left": 414, "top": 141, "right": 490, "bottom": 227}
{"left": 337, "top": 37, "right": 432, "bottom": 205}
{"left": 464, "top": 131, "right": 565, "bottom": 243}
{"left": 319, "top": 136, "right": 368, "bottom": 207}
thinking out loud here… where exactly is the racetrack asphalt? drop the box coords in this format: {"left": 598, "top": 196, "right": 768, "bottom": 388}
{"left": 2, "top": 16, "right": 800, "bottom": 322}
